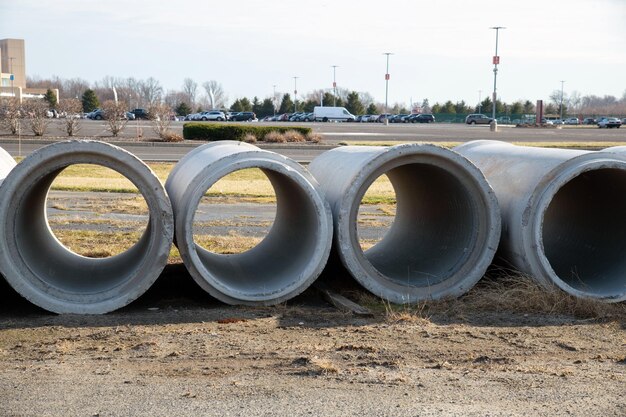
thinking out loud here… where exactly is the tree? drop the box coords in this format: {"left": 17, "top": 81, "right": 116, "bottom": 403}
{"left": 421, "top": 99, "right": 431, "bottom": 113}
{"left": 202, "top": 80, "right": 227, "bottom": 109}
{"left": 251, "top": 97, "right": 261, "bottom": 115}
{"left": 523, "top": 100, "right": 535, "bottom": 114}
{"left": 23, "top": 99, "right": 51, "bottom": 136}
{"left": 138, "top": 77, "right": 163, "bottom": 107}
{"left": 175, "top": 102, "right": 192, "bottom": 116}
{"left": 510, "top": 101, "right": 523, "bottom": 115}
{"left": 44, "top": 89, "right": 58, "bottom": 109}
{"left": 257, "top": 98, "right": 275, "bottom": 118}
{"left": 431, "top": 103, "right": 442, "bottom": 113}
{"left": 278, "top": 93, "right": 294, "bottom": 114}
{"left": 441, "top": 100, "right": 455, "bottom": 113}
{"left": 345, "top": 91, "right": 364, "bottom": 115}
{"left": 182, "top": 78, "right": 198, "bottom": 106}
{"left": 0, "top": 98, "right": 22, "bottom": 135}
{"left": 57, "top": 98, "right": 82, "bottom": 136}
{"left": 149, "top": 102, "right": 175, "bottom": 140}
{"left": 366, "top": 103, "right": 378, "bottom": 114}
{"left": 82, "top": 89, "right": 100, "bottom": 112}
{"left": 102, "top": 100, "right": 129, "bottom": 137}
{"left": 239, "top": 97, "right": 252, "bottom": 111}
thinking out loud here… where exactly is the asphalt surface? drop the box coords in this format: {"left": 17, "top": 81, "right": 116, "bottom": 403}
{"left": 1, "top": 119, "right": 625, "bottom": 162}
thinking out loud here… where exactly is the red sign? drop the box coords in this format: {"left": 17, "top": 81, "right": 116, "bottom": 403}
{"left": 332, "top": 82, "right": 336, "bottom": 88}
{"left": 385, "top": 74, "right": 390, "bottom": 80}
{"left": 493, "top": 56, "right": 500, "bottom": 65}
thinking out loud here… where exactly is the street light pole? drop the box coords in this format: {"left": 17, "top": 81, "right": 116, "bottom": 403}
{"left": 293, "top": 77, "right": 298, "bottom": 113}
{"left": 478, "top": 89, "right": 482, "bottom": 113}
{"left": 331, "top": 65, "right": 338, "bottom": 107}
{"left": 560, "top": 80, "right": 565, "bottom": 120}
{"left": 272, "top": 84, "right": 277, "bottom": 116}
{"left": 383, "top": 52, "right": 393, "bottom": 125}
{"left": 490, "top": 27, "right": 505, "bottom": 121}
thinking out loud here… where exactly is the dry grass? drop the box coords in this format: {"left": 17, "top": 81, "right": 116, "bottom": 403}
{"left": 283, "top": 130, "right": 306, "bottom": 143}
{"left": 48, "top": 194, "right": 149, "bottom": 215}
{"left": 242, "top": 133, "right": 257, "bottom": 143}
{"left": 194, "top": 232, "right": 263, "bottom": 254}
{"left": 51, "top": 229, "right": 144, "bottom": 257}
{"left": 309, "top": 356, "right": 340, "bottom": 375}
{"left": 305, "top": 132, "right": 323, "bottom": 143}
{"left": 263, "top": 131, "right": 286, "bottom": 143}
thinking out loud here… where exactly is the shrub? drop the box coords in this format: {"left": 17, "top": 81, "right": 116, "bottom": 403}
{"left": 263, "top": 131, "right": 286, "bottom": 143}
{"left": 182, "top": 123, "right": 311, "bottom": 142}
{"left": 305, "top": 132, "right": 323, "bottom": 143}
{"left": 22, "top": 99, "right": 50, "bottom": 136}
{"left": 283, "top": 129, "right": 305, "bottom": 143}
{"left": 159, "top": 131, "right": 183, "bottom": 142}
{"left": 242, "top": 133, "right": 257, "bottom": 143}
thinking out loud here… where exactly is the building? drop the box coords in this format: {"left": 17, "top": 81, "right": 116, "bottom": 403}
{"left": 0, "top": 38, "right": 57, "bottom": 102}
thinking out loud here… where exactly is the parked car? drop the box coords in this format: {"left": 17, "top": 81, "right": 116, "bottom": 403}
{"left": 124, "top": 111, "right": 136, "bottom": 120}
{"left": 199, "top": 110, "right": 226, "bottom": 121}
{"left": 376, "top": 113, "right": 393, "bottom": 123}
{"left": 407, "top": 113, "right": 435, "bottom": 123}
{"left": 540, "top": 118, "right": 554, "bottom": 125}
{"left": 302, "top": 112, "right": 315, "bottom": 122}
{"left": 88, "top": 109, "right": 105, "bottom": 120}
{"left": 368, "top": 114, "right": 379, "bottom": 122}
{"left": 496, "top": 116, "right": 511, "bottom": 124}
{"left": 389, "top": 114, "right": 408, "bottom": 123}
{"left": 230, "top": 111, "right": 257, "bottom": 121}
{"left": 465, "top": 114, "right": 493, "bottom": 125}
{"left": 564, "top": 117, "right": 579, "bottom": 125}
{"left": 582, "top": 117, "right": 597, "bottom": 125}
{"left": 597, "top": 117, "right": 622, "bottom": 128}
{"left": 130, "top": 108, "right": 150, "bottom": 120}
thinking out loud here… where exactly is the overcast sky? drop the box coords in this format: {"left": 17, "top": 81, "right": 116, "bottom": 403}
{"left": 1, "top": 0, "right": 625, "bottom": 107}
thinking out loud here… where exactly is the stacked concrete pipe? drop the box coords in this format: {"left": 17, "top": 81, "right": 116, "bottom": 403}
{"left": 455, "top": 140, "right": 626, "bottom": 303}
{"left": 0, "top": 141, "right": 174, "bottom": 314}
{"left": 308, "top": 143, "right": 501, "bottom": 304}
{"left": 165, "top": 141, "right": 333, "bottom": 305}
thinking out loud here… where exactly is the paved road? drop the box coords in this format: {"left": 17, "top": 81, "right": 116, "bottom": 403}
{"left": 1, "top": 120, "right": 624, "bottom": 162}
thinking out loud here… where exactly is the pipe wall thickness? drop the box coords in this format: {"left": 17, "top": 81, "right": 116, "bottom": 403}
{"left": 455, "top": 140, "right": 626, "bottom": 302}
{"left": 165, "top": 141, "right": 333, "bottom": 305}
{"left": 308, "top": 143, "right": 501, "bottom": 303}
{"left": 0, "top": 140, "right": 174, "bottom": 314}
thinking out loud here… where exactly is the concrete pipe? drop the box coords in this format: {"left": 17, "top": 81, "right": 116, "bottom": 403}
{"left": 0, "top": 140, "right": 174, "bottom": 314}
{"left": 308, "top": 143, "right": 501, "bottom": 304}
{"left": 0, "top": 145, "right": 16, "bottom": 186}
{"left": 165, "top": 141, "right": 333, "bottom": 305}
{"left": 455, "top": 140, "right": 626, "bottom": 302}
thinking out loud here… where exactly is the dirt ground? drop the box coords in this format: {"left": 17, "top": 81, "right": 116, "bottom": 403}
{"left": 1, "top": 191, "right": 625, "bottom": 416}
{"left": 1, "top": 264, "right": 625, "bottom": 417}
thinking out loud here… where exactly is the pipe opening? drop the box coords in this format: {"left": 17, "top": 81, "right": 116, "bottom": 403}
{"left": 357, "top": 174, "right": 396, "bottom": 251}
{"left": 542, "top": 168, "right": 626, "bottom": 297}
{"left": 47, "top": 164, "right": 149, "bottom": 258}
{"left": 192, "top": 167, "right": 321, "bottom": 297}
{"left": 15, "top": 164, "right": 156, "bottom": 295}
{"left": 357, "top": 163, "right": 478, "bottom": 288}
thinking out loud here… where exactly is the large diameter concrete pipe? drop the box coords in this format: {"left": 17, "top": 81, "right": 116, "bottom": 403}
{"left": 455, "top": 140, "right": 626, "bottom": 302}
{"left": 0, "top": 140, "right": 174, "bottom": 314}
{"left": 165, "top": 141, "right": 333, "bottom": 305}
{"left": 308, "top": 144, "right": 501, "bottom": 304}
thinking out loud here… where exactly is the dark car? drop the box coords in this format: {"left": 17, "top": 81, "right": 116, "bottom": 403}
{"left": 389, "top": 114, "right": 409, "bottom": 123}
{"left": 131, "top": 108, "right": 150, "bottom": 120}
{"left": 407, "top": 113, "right": 435, "bottom": 123}
{"left": 583, "top": 117, "right": 597, "bottom": 125}
{"left": 230, "top": 111, "right": 257, "bottom": 121}
{"left": 465, "top": 114, "right": 493, "bottom": 125}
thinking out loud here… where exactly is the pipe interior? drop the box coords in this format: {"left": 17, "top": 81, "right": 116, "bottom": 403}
{"left": 194, "top": 168, "right": 320, "bottom": 297}
{"left": 359, "top": 163, "right": 478, "bottom": 288}
{"left": 542, "top": 168, "right": 626, "bottom": 296}
{"left": 15, "top": 166, "right": 153, "bottom": 295}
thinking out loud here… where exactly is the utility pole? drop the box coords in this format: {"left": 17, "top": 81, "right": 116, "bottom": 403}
{"left": 331, "top": 65, "right": 339, "bottom": 107}
{"left": 383, "top": 52, "right": 393, "bottom": 125}
{"left": 490, "top": 27, "right": 505, "bottom": 121}
{"left": 272, "top": 84, "right": 277, "bottom": 115}
{"left": 293, "top": 77, "right": 298, "bottom": 113}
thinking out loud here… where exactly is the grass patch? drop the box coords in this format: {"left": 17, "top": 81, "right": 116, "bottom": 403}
{"left": 194, "top": 233, "right": 263, "bottom": 254}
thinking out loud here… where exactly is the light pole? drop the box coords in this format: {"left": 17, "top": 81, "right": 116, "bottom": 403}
{"left": 331, "top": 65, "right": 339, "bottom": 107}
{"left": 293, "top": 77, "right": 298, "bottom": 113}
{"left": 478, "top": 89, "right": 482, "bottom": 113}
{"left": 560, "top": 80, "right": 565, "bottom": 120}
{"left": 9, "top": 57, "right": 15, "bottom": 98}
{"left": 383, "top": 52, "right": 393, "bottom": 124}
{"left": 272, "top": 84, "right": 277, "bottom": 115}
{"left": 489, "top": 27, "right": 505, "bottom": 121}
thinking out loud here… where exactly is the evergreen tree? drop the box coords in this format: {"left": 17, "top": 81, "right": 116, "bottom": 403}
{"left": 345, "top": 91, "right": 364, "bottom": 115}
{"left": 441, "top": 100, "right": 456, "bottom": 113}
{"left": 278, "top": 93, "right": 294, "bottom": 114}
{"left": 366, "top": 103, "right": 378, "bottom": 114}
{"left": 82, "top": 89, "right": 100, "bottom": 113}
{"left": 421, "top": 99, "right": 431, "bottom": 113}
{"left": 230, "top": 99, "right": 244, "bottom": 112}
{"left": 252, "top": 97, "right": 261, "bottom": 115}
{"left": 258, "top": 98, "right": 275, "bottom": 118}
{"left": 431, "top": 103, "right": 442, "bottom": 113}
{"left": 302, "top": 99, "right": 318, "bottom": 112}
{"left": 510, "top": 101, "right": 523, "bottom": 115}
{"left": 523, "top": 100, "right": 535, "bottom": 113}
{"left": 239, "top": 97, "right": 252, "bottom": 111}
{"left": 44, "top": 89, "right": 57, "bottom": 109}
{"left": 175, "top": 102, "right": 192, "bottom": 116}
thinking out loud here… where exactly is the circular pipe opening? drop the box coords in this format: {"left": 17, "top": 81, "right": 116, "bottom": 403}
{"left": 188, "top": 165, "right": 328, "bottom": 303}
{"left": 357, "top": 174, "right": 396, "bottom": 251}
{"left": 47, "top": 164, "right": 149, "bottom": 258}
{"left": 354, "top": 162, "right": 479, "bottom": 289}
{"left": 192, "top": 168, "right": 276, "bottom": 255}
{"left": 542, "top": 168, "right": 626, "bottom": 298}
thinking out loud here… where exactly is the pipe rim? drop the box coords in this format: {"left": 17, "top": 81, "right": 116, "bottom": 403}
{"left": 0, "top": 140, "right": 173, "bottom": 314}
{"left": 336, "top": 144, "right": 501, "bottom": 303}
{"left": 528, "top": 153, "right": 626, "bottom": 302}
{"left": 176, "top": 153, "right": 332, "bottom": 305}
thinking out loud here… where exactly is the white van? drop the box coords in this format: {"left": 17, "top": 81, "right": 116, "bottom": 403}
{"left": 313, "top": 106, "right": 355, "bottom": 122}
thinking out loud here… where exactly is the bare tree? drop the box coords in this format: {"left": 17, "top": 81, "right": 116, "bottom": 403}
{"left": 138, "top": 77, "right": 163, "bottom": 107}
{"left": 182, "top": 78, "right": 198, "bottom": 106}
{"left": 102, "top": 100, "right": 129, "bottom": 137}
{"left": 148, "top": 102, "right": 181, "bottom": 141}
{"left": 57, "top": 98, "right": 83, "bottom": 137}
{"left": 0, "top": 97, "right": 22, "bottom": 135}
{"left": 62, "top": 77, "right": 91, "bottom": 100}
{"left": 202, "top": 80, "right": 227, "bottom": 109}
{"left": 23, "top": 99, "right": 51, "bottom": 136}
